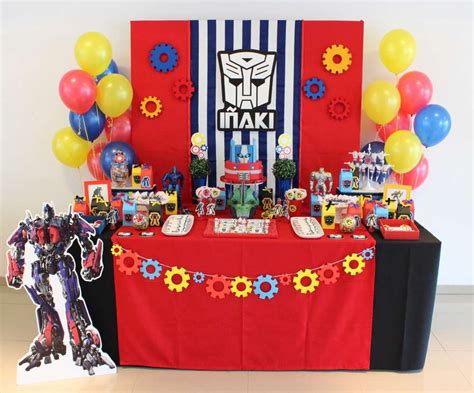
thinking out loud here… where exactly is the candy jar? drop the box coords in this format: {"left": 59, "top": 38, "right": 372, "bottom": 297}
{"left": 110, "top": 150, "right": 130, "bottom": 188}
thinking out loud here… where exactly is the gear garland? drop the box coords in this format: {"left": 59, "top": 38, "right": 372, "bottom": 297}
{"left": 230, "top": 276, "right": 253, "bottom": 298}
{"left": 113, "top": 245, "right": 375, "bottom": 299}
{"left": 253, "top": 275, "right": 279, "bottom": 300}
{"left": 322, "top": 44, "right": 352, "bottom": 74}
{"left": 164, "top": 267, "right": 190, "bottom": 292}
{"left": 149, "top": 43, "right": 178, "bottom": 73}
{"left": 293, "top": 269, "right": 319, "bottom": 294}
{"left": 116, "top": 251, "right": 141, "bottom": 275}
{"left": 361, "top": 248, "right": 375, "bottom": 261}
{"left": 193, "top": 272, "right": 205, "bottom": 284}
{"left": 111, "top": 244, "right": 123, "bottom": 256}
{"left": 206, "top": 275, "right": 231, "bottom": 299}
{"left": 140, "top": 259, "right": 162, "bottom": 280}
{"left": 173, "top": 79, "right": 195, "bottom": 101}
{"left": 328, "top": 98, "right": 351, "bottom": 120}
{"left": 343, "top": 254, "right": 365, "bottom": 276}
{"left": 317, "top": 265, "right": 340, "bottom": 285}
{"left": 303, "top": 77, "right": 326, "bottom": 100}
{"left": 140, "top": 96, "right": 162, "bottom": 119}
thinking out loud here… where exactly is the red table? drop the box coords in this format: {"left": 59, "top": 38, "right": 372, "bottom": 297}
{"left": 112, "top": 219, "right": 376, "bottom": 370}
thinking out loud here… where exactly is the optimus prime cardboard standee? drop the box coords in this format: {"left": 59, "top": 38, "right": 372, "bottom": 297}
{"left": 162, "top": 166, "right": 184, "bottom": 210}
{"left": 6, "top": 204, "right": 115, "bottom": 376}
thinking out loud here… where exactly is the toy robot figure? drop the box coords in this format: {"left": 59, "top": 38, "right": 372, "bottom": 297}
{"left": 107, "top": 207, "right": 120, "bottom": 230}
{"left": 6, "top": 204, "right": 114, "bottom": 375}
{"left": 162, "top": 166, "right": 184, "bottom": 208}
{"left": 310, "top": 168, "right": 333, "bottom": 196}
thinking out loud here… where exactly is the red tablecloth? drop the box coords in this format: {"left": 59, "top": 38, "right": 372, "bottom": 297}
{"left": 112, "top": 219, "right": 376, "bottom": 370}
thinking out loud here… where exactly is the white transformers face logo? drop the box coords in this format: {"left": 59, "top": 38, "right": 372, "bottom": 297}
{"left": 217, "top": 50, "right": 277, "bottom": 131}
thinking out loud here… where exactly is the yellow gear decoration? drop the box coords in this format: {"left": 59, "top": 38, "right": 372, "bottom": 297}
{"left": 191, "top": 132, "right": 205, "bottom": 146}
{"left": 140, "top": 96, "right": 162, "bottom": 118}
{"left": 278, "top": 134, "right": 292, "bottom": 147}
{"left": 293, "top": 269, "right": 320, "bottom": 294}
{"left": 322, "top": 44, "right": 352, "bottom": 74}
{"left": 230, "top": 276, "right": 253, "bottom": 298}
{"left": 111, "top": 244, "right": 123, "bottom": 256}
{"left": 164, "top": 267, "right": 190, "bottom": 292}
{"left": 343, "top": 254, "right": 365, "bottom": 276}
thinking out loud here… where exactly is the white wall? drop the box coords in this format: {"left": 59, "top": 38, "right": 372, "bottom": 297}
{"left": 1, "top": 1, "right": 472, "bottom": 285}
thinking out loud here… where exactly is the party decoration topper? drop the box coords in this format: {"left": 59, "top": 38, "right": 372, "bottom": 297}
{"left": 304, "top": 77, "right": 326, "bottom": 100}
{"left": 322, "top": 44, "right": 352, "bottom": 74}
{"left": 149, "top": 43, "right": 178, "bottom": 73}
{"left": 140, "top": 96, "right": 162, "bottom": 118}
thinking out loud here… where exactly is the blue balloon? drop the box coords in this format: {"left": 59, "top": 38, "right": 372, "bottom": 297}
{"left": 100, "top": 141, "right": 137, "bottom": 178}
{"left": 96, "top": 59, "right": 119, "bottom": 82}
{"left": 414, "top": 104, "right": 451, "bottom": 147}
{"left": 69, "top": 104, "right": 105, "bottom": 141}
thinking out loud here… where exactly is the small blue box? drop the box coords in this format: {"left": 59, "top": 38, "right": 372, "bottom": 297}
{"left": 215, "top": 189, "right": 227, "bottom": 211}
{"left": 122, "top": 200, "right": 137, "bottom": 227}
{"left": 339, "top": 169, "right": 353, "bottom": 192}
{"left": 310, "top": 194, "right": 322, "bottom": 217}
{"left": 374, "top": 204, "right": 388, "bottom": 229}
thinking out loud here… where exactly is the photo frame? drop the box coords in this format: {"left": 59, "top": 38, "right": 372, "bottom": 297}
{"left": 84, "top": 180, "right": 112, "bottom": 209}
{"left": 383, "top": 184, "right": 412, "bottom": 202}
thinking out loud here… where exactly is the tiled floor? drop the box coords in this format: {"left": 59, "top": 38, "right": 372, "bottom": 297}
{"left": 0, "top": 285, "right": 472, "bottom": 393}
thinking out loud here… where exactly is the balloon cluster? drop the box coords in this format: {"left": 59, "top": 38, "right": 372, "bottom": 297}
{"left": 53, "top": 32, "right": 136, "bottom": 180}
{"left": 362, "top": 29, "right": 451, "bottom": 189}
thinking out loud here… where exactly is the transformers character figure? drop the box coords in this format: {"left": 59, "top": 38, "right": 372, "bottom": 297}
{"left": 310, "top": 168, "right": 333, "bottom": 196}
{"left": 6, "top": 204, "right": 114, "bottom": 375}
{"left": 162, "top": 166, "right": 184, "bottom": 209}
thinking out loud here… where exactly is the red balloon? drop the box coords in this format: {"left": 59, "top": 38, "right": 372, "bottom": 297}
{"left": 104, "top": 111, "right": 132, "bottom": 143}
{"left": 395, "top": 156, "right": 429, "bottom": 190}
{"left": 87, "top": 143, "right": 107, "bottom": 180}
{"left": 376, "top": 112, "right": 412, "bottom": 142}
{"left": 397, "top": 71, "right": 433, "bottom": 115}
{"left": 59, "top": 69, "right": 96, "bottom": 114}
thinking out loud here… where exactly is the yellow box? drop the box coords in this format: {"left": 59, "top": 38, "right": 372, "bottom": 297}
{"left": 321, "top": 202, "right": 336, "bottom": 230}
{"left": 165, "top": 192, "right": 178, "bottom": 215}
{"left": 132, "top": 164, "right": 142, "bottom": 188}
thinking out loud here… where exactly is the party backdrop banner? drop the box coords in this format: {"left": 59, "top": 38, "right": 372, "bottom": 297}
{"left": 131, "top": 20, "right": 364, "bottom": 202}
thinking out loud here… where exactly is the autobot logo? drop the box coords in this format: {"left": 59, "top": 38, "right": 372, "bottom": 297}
{"left": 217, "top": 50, "right": 276, "bottom": 131}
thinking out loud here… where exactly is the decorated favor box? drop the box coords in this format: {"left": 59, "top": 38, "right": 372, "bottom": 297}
{"left": 285, "top": 188, "right": 307, "bottom": 217}
{"left": 310, "top": 194, "right": 322, "bottom": 217}
{"left": 132, "top": 165, "right": 142, "bottom": 188}
{"left": 339, "top": 169, "right": 353, "bottom": 192}
{"left": 140, "top": 164, "right": 154, "bottom": 189}
{"left": 111, "top": 197, "right": 124, "bottom": 222}
{"left": 165, "top": 191, "right": 178, "bottom": 215}
{"left": 215, "top": 188, "right": 227, "bottom": 211}
{"left": 123, "top": 200, "right": 137, "bottom": 226}
{"left": 321, "top": 202, "right": 336, "bottom": 230}
{"left": 72, "top": 196, "right": 89, "bottom": 215}
{"left": 396, "top": 199, "right": 415, "bottom": 220}
{"left": 385, "top": 199, "right": 397, "bottom": 219}
{"left": 148, "top": 200, "right": 164, "bottom": 226}
{"left": 346, "top": 202, "right": 362, "bottom": 227}
{"left": 90, "top": 195, "right": 110, "bottom": 217}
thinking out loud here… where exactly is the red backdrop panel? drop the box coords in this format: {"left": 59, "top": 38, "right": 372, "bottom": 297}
{"left": 130, "top": 21, "right": 191, "bottom": 200}
{"left": 299, "top": 21, "right": 364, "bottom": 190}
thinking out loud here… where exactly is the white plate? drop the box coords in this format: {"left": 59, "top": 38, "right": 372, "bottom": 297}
{"left": 290, "top": 217, "right": 324, "bottom": 239}
{"left": 162, "top": 215, "right": 195, "bottom": 236}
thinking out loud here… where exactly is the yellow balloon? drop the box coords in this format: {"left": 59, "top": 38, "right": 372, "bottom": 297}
{"left": 362, "top": 81, "right": 400, "bottom": 125}
{"left": 379, "top": 29, "right": 416, "bottom": 74}
{"left": 75, "top": 32, "right": 112, "bottom": 76}
{"left": 96, "top": 74, "right": 133, "bottom": 118}
{"left": 52, "top": 127, "right": 91, "bottom": 168}
{"left": 385, "top": 130, "right": 423, "bottom": 174}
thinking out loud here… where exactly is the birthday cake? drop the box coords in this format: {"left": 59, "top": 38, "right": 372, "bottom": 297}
{"left": 220, "top": 139, "right": 265, "bottom": 184}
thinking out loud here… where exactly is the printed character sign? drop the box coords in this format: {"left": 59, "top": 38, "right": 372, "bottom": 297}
{"left": 5, "top": 203, "right": 115, "bottom": 384}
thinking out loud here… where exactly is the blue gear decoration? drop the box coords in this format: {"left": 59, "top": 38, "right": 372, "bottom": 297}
{"left": 140, "top": 259, "right": 162, "bottom": 280}
{"left": 253, "top": 274, "right": 279, "bottom": 300}
{"left": 150, "top": 43, "right": 178, "bottom": 73}
{"left": 361, "top": 248, "right": 375, "bottom": 261}
{"left": 200, "top": 144, "right": 208, "bottom": 152}
{"left": 193, "top": 272, "right": 205, "bottom": 284}
{"left": 304, "top": 77, "right": 326, "bottom": 100}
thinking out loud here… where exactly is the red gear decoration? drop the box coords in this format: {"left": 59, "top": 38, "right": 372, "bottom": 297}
{"left": 173, "top": 79, "right": 195, "bottom": 101}
{"left": 328, "top": 98, "right": 351, "bottom": 120}
{"left": 279, "top": 275, "right": 292, "bottom": 286}
{"left": 205, "top": 275, "right": 231, "bottom": 299}
{"left": 116, "top": 251, "right": 141, "bottom": 275}
{"left": 317, "top": 264, "right": 340, "bottom": 285}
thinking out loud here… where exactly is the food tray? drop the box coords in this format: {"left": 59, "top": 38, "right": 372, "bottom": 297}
{"left": 379, "top": 219, "right": 419, "bottom": 240}
{"left": 162, "top": 215, "right": 195, "bottom": 236}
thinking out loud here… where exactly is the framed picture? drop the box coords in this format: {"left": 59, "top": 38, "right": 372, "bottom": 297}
{"left": 84, "top": 180, "right": 112, "bottom": 209}
{"left": 383, "top": 184, "right": 412, "bottom": 202}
